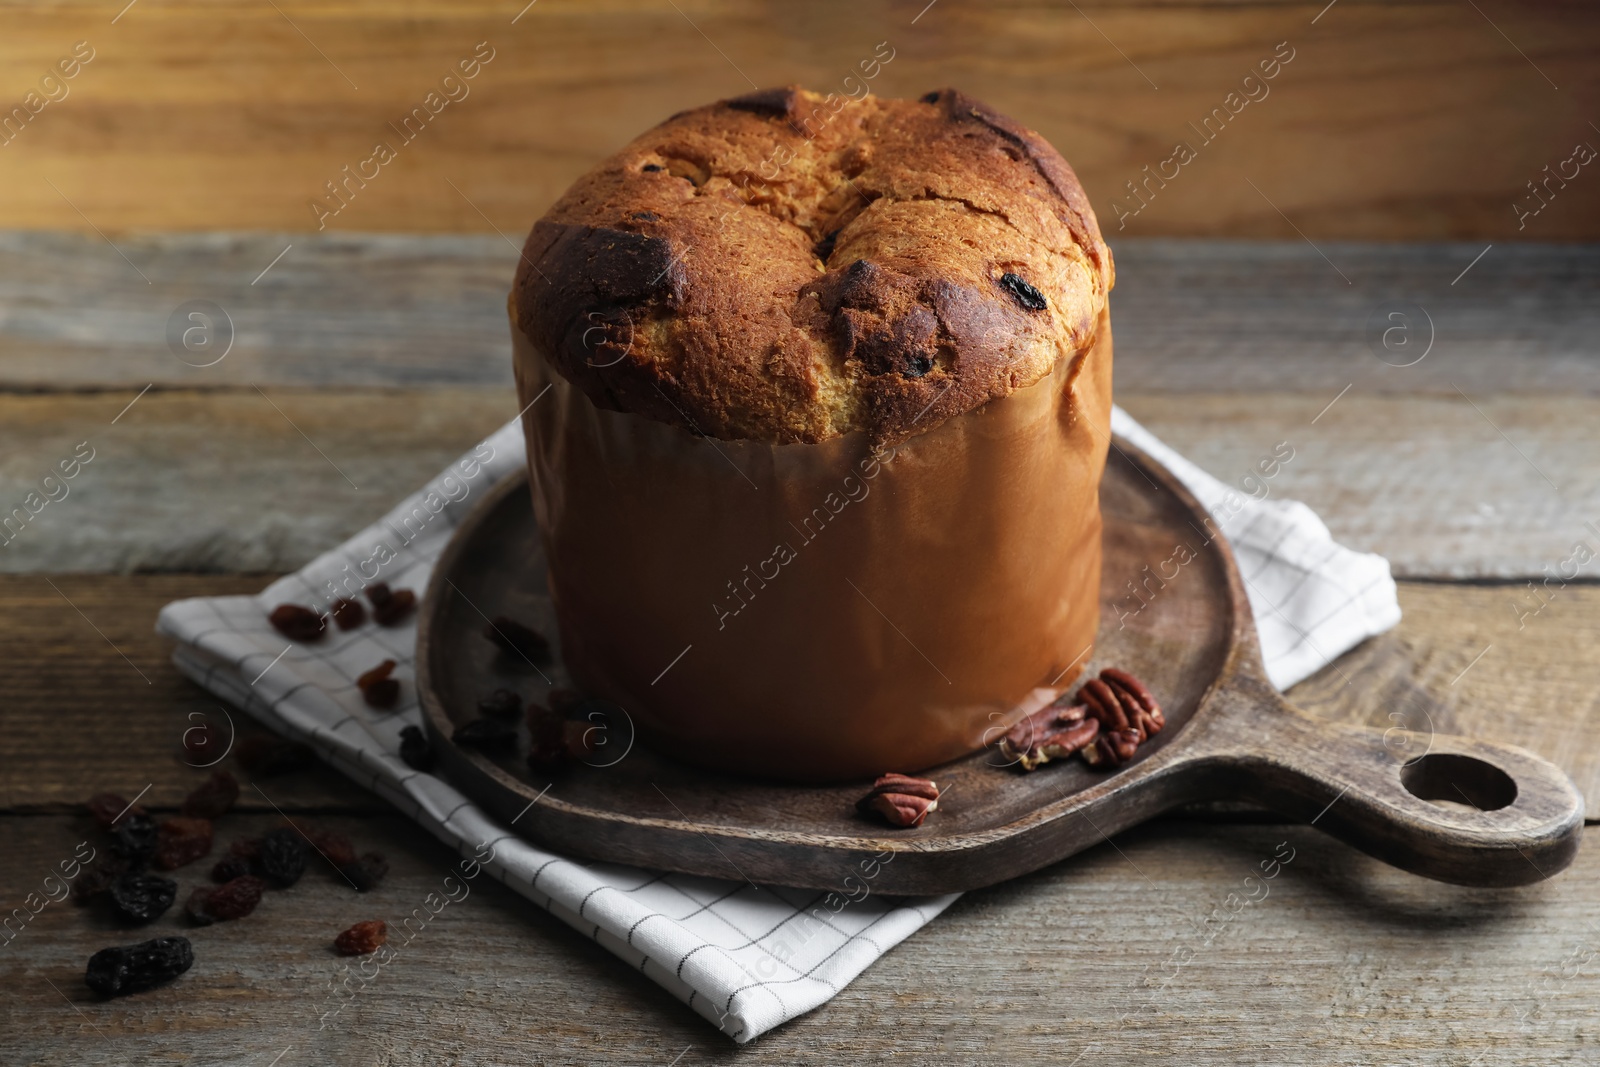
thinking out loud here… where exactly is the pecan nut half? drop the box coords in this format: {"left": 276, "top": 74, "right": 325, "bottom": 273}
{"left": 1075, "top": 667, "right": 1166, "bottom": 769}
{"left": 1079, "top": 727, "right": 1143, "bottom": 768}
{"left": 1000, "top": 701, "right": 1101, "bottom": 771}
{"left": 856, "top": 773, "right": 940, "bottom": 828}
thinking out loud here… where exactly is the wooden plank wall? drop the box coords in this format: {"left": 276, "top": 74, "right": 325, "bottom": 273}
{"left": 0, "top": 0, "right": 1597, "bottom": 239}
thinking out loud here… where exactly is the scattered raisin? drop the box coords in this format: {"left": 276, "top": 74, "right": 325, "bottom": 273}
{"left": 642, "top": 163, "right": 663, "bottom": 172}
{"left": 398, "top": 725, "right": 436, "bottom": 772}
{"left": 235, "top": 735, "right": 317, "bottom": 776}
{"left": 338, "top": 852, "right": 389, "bottom": 893}
{"left": 257, "top": 828, "right": 309, "bottom": 888}
{"left": 483, "top": 615, "right": 549, "bottom": 662}
{"left": 154, "top": 817, "right": 214, "bottom": 871}
{"left": 334, "top": 920, "right": 388, "bottom": 956}
{"left": 110, "top": 813, "right": 159, "bottom": 868}
{"left": 477, "top": 689, "right": 522, "bottom": 719}
{"left": 227, "top": 836, "right": 262, "bottom": 861}
{"left": 998, "top": 272, "right": 1048, "bottom": 311}
{"left": 903, "top": 353, "right": 934, "bottom": 379}
{"left": 189, "top": 875, "right": 265, "bottom": 924}
{"left": 547, "top": 688, "right": 583, "bottom": 714}
{"left": 87, "top": 792, "right": 141, "bottom": 830}
{"left": 453, "top": 717, "right": 517, "bottom": 752}
{"left": 366, "top": 583, "right": 417, "bottom": 626}
{"left": 920, "top": 90, "right": 941, "bottom": 104}
{"left": 73, "top": 854, "right": 130, "bottom": 903}
{"left": 180, "top": 771, "right": 240, "bottom": 819}
{"left": 85, "top": 936, "right": 193, "bottom": 997}
{"left": 565, "top": 719, "right": 598, "bottom": 760}
{"left": 357, "top": 659, "right": 400, "bottom": 709}
{"left": 269, "top": 603, "right": 326, "bottom": 642}
{"left": 306, "top": 828, "right": 357, "bottom": 867}
{"left": 182, "top": 719, "right": 221, "bottom": 763}
{"left": 330, "top": 597, "right": 366, "bottom": 630}
{"left": 526, "top": 707, "right": 568, "bottom": 773}
{"left": 211, "top": 854, "right": 252, "bottom": 883}
{"left": 109, "top": 872, "right": 178, "bottom": 925}
{"left": 814, "top": 229, "right": 841, "bottom": 263}
{"left": 183, "top": 886, "right": 218, "bottom": 926}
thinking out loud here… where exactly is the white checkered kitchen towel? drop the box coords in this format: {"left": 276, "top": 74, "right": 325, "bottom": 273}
{"left": 156, "top": 407, "right": 1400, "bottom": 1043}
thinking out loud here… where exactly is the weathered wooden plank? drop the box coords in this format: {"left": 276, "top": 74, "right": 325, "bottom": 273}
{"left": 1, "top": 0, "right": 1596, "bottom": 239}
{"left": 3, "top": 576, "right": 1598, "bottom": 821}
{"left": 0, "top": 812, "right": 1594, "bottom": 1063}
{"left": 2, "top": 234, "right": 1596, "bottom": 393}
{"left": 0, "top": 574, "right": 387, "bottom": 814}
{"left": 1116, "top": 392, "right": 1600, "bottom": 579}
{"left": 0, "top": 388, "right": 517, "bottom": 574}
{"left": 1, "top": 387, "right": 1594, "bottom": 577}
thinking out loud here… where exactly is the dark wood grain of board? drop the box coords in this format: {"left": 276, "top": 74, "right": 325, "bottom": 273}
{"left": 416, "top": 442, "right": 1584, "bottom": 891}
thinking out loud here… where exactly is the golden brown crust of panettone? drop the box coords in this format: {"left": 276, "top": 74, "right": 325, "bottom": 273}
{"left": 512, "top": 86, "right": 1113, "bottom": 445}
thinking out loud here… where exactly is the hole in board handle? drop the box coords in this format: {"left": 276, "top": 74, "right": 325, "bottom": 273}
{"left": 1401, "top": 753, "right": 1517, "bottom": 812}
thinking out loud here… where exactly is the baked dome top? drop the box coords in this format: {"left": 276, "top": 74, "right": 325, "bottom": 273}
{"left": 512, "top": 86, "right": 1113, "bottom": 446}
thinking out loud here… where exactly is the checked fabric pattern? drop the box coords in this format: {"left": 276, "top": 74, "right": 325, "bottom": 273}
{"left": 158, "top": 409, "right": 1398, "bottom": 1042}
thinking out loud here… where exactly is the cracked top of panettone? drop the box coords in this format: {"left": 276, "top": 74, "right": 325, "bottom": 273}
{"left": 511, "top": 86, "right": 1113, "bottom": 446}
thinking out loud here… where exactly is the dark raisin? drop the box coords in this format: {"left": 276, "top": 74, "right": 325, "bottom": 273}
{"left": 73, "top": 854, "right": 130, "bottom": 903}
{"left": 182, "top": 719, "right": 218, "bottom": 762}
{"left": 374, "top": 590, "right": 415, "bottom": 626}
{"left": 109, "top": 872, "right": 177, "bottom": 925}
{"left": 85, "top": 936, "right": 193, "bottom": 997}
{"left": 526, "top": 707, "right": 569, "bottom": 772}
{"left": 330, "top": 597, "right": 366, "bottom": 630}
{"left": 478, "top": 689, "right": 522, "bottom": 720}
{"left": 453, "top": 717, "right": 517, "bottom": 752}
{"left": 191, "top": 875, "right": 265, "bottom": 923}
{"left": 398, "top": 725, "right": 436, "bottom": 772}
{"left": 338, "top": 852, "right": 389, "bottom": 893}
{"left": 903, "top": 354, "right": 934, "bottom": 379}
{"left": 920, "top": 90, "right": 941, "bottom": 104}
{"left": 306, "top": 828, "right": 357, "bottom": 867}
{"left": 334, "top": 920, "right": 387, "bottom": 956}
{"left": 227, "top": 836, "right": 261, "bottom": 861}
{"left": 814, "top": 229, "right": 840, "bottom": 263}
{"left": 235, "top": 735, "right": 317, "bottom": 776}
{"left": 483, "top": 616, "right": 549, "bottom": 662}
{"left": 87, "top": 792, "right": 141, "bottom": 830}
{"left": 565, "top": 719, "right": 598, "bottom": 760}
{"left": 184, "top": 886, "right": 217, "bottom": 926}
{"left": 110, "top": 813, "right": 159, "bottom": 868}
{"left": 180, "top": 771, "right": 239, "bottom": 819}
{"left": 269, "top": 603, "right": 325, "bottom": 642}
{"left": 211, "top": 854, "right": 252, "bottom": 883}
{"left": 365, "top": 678, "right": 400, "bottom": 708}
{"left": 998, "top": 272, "right": 1048, "bottom": 311}
{"left": 642, "top": 163, "right": 663, "bottom": 172}
{"left": 367, "top": 583, "right": 417, "bottom": 626}
{"left": 848, "top": 258, "right": 872, "bottom": 277}
{"left": 154, "top": 817, "right": 214, "bottom": 871}
{"left": 257, "top": 828, "right": 309, "bottom": 888}
{"left": 357, "top": 659, "right": 400, "bottom": 709}
{"left": 547, "top": 688, "right": 584, "bottom": 714}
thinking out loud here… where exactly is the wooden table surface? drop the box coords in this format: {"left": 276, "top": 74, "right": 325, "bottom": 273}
{"left": 2, "top": 235, "right": 1599, "bottom": 1065}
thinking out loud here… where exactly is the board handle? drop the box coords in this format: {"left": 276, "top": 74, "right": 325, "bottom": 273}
{"left": 1195, "top": 690, "right": 1585, "bottom": 886}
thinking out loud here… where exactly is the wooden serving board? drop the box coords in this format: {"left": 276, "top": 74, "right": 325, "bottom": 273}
{"left": 416, "top": 437, "right": 1584, "bottom": 894}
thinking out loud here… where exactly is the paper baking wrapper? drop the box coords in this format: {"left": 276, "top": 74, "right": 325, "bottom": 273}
{"left": 512, "top": 309, "right": 1112, "bottom": 782}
